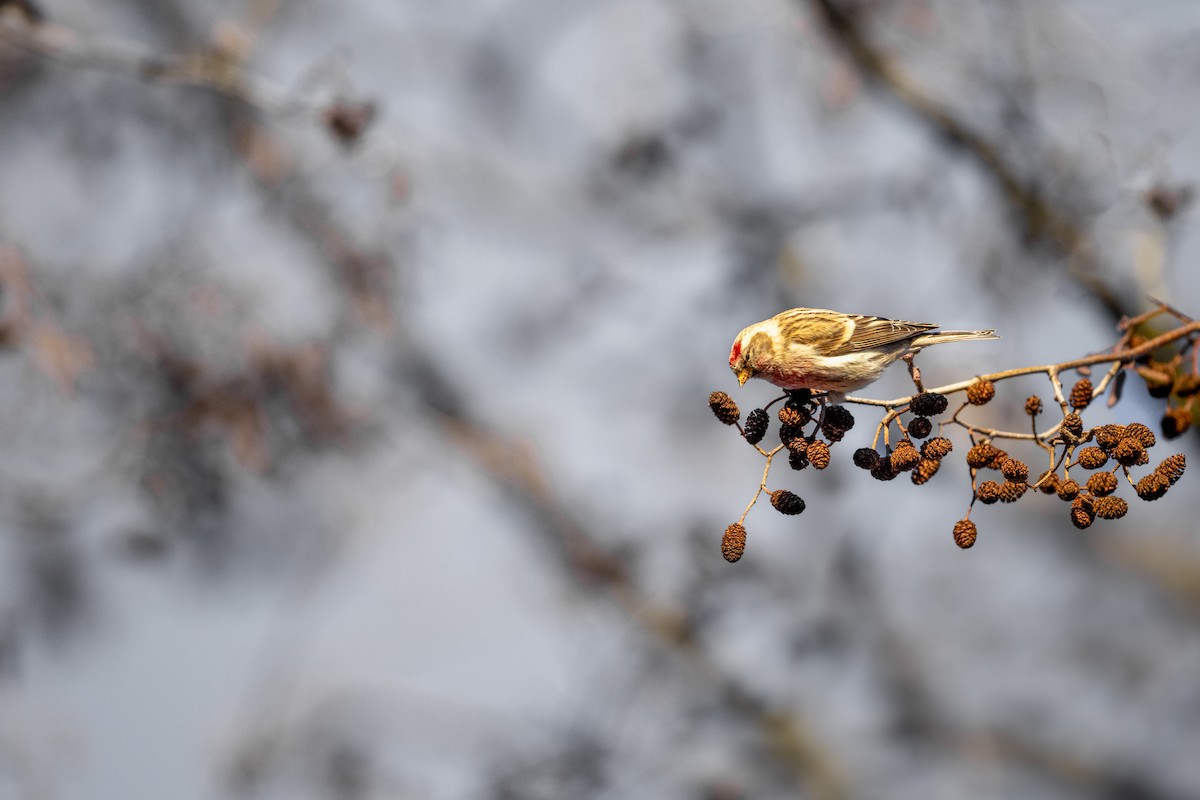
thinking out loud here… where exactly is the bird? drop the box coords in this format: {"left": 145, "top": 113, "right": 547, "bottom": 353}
{"left": 729, "top": 308, "right": 997, "bottom": 396}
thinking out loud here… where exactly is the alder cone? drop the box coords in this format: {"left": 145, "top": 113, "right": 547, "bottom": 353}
{"left": 1069, "top": 378, "right": 1094, "bottom": 410}
{"left": 743, "top": 408, "right": 768, "bottom": 445}
{"left": 708, "top": 391, "right": 740, "bottom": 425}
{"left": 966, "top": 379, "right": 995, "bottom": 406}
{"left": 722, "top": 523, "right": 747, "bottom": 562}
{"left": 911, "top": 458, "right": 940, "bottom": 485}
{"left": 953, "top": 519, "right": 977, "bottom": 549}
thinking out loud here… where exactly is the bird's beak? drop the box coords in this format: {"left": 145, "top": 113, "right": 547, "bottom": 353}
{"left": 737, "top": 369, "right": 752, "bottom": 386}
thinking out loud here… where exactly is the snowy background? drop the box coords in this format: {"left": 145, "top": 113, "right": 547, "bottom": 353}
{"left": 1, "top": 1, "right": 1200, "bottom": 798}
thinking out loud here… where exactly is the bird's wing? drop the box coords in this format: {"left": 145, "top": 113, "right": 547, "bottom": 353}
{"left": 824, "top": 314, "right": 939, "bottom": 356}
{"left": 774, "top": 308, "right": 855, "bottom": 352}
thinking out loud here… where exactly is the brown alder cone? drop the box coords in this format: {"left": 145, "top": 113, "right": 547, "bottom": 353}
{"left": 1077, "top": 447, "right": 1108, "bottom": 470}
{"left": 966, "top": 442, "right": 1002, "bottom": 469}
{"left": 1136, "top": 472, "right": 1170, "bottom": 501}
{"left": 1069, "top": 378, "right": 1094, "bottom": 410}
{"left": 1113, "top": 438, "right": 1146, "bottom": 467}
{"left": 1000, "top": 458, "right": 1029, "bottom": 483}
{"left": 807, "top": 440, "right": 832, "bottom": 470}
{"left": 1161, "top": 407, "right": 1191, "bottom": 439}
{"left": 997, "top": 481, "right": 1027, "bottom": 503}
{"left": 977, "top": 480, "right": 1001, "bottom": 504}
{"left": 1085, "top": 471, "right": 1118, "bottom": 497}
{"left": 1095, "top": 424, "right": 1127, "bottom": 453}
{"left": 952, "top": 519, "right": 977, "bottom": 549}
{"left": 722, "top": 523, "right": 747, "bottom": 562}
{"left": 891, "top": 441, "right": 921, "bottom": 471}
{"left": 1125, "top": 422, "right": 1156, "bottom": 449}
{"left": 708, "top": 391, "right": 740, "bottom": 425}
{"left": 966, "top": 379, "right": 995, "bottom": 405}
{"left": 921, "top": 437, "right": 953, "bottom": 460}
{"left": 1174, "top": 373, "right": 1200, "bottom": 397}
{"left": 778, "top": 405, "right": 804, "bottom": 426}
{"left": 1056, "top": 479, "right": 1081, "bottom": 501}
{"left": 1061, "top": 412, "right": 1084, "bottom": 440}
{"left": 911, "top": 458, "right": 940, "bottom": 485}
{"left": 1071, "top": 504, "right": 1095, "bottom": 529}
{"left": 1155, "top": 453, "right": 1186, "bottom": 485}
{"left": 1093, "top": 496, "right": 1129, "bottom": 520}
{"left": 1070, "top": 495, "right": 1095, "bottom": 529}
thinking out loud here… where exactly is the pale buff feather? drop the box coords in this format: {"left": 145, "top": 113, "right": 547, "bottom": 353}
{"left": 730, "top": 308, "right": 996, "bottom": 394}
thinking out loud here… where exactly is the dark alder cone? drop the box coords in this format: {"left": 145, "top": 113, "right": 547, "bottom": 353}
{"left": 785, "top": 389, "right": 814, "bottom": 407}
{"left": 966, "top": 442, "right": 1001, "bottom": 469}
{"left": 998, "top": 481, "right": 1028, "bottom": 503}
{"left": 1155, "top": 453, "right": 1186, "bottom": 485}
{"left": 1000, "top": 458, "right": 1029, "bottom": 484}
{"left": 708, "top": 391, "right": 741, "bottom": 425}
{"left": 778, "top": 405, "right": 804, "bottom": 426}
{"left": 770, "top": 490, "right": 806, "bottom": 515}
{"left": 820, "top": 424, "right": 846, "bottom": 444}
{"left": 1061, "top": 413, "right": 1084, "bottom": 440}
{"left": 823, "top": 405, "right": 855, "bottom": 433}
{"left": 1069, "top": 378, "right": 1094, "bottom": 410}
{"left": 1162, "top": 407, "right": 1192, "bottom": 439}
{"left": 1077, "top": 447, "right": 1109, "bottom": 470}
{"left": 1136, "top": 472, "right": 1170, "bottom": 501}
{"left": 911, "top": 458, "right": 941, "bottom": 485}
{"left": 1025, "top": 395, "right": 1043, "bottom": 416}
{"left": 1070, "top": 503, "right": 1095, "bottom": 530}
{"left": 1174, "top": 373, "right": 1200, "bottom": 397}
{"left": 871, "top": 455, "right": 899, "bottom": 481}
{"left": 788, "top": 447, "right": 810, "bottom": 471}
{"left": 907, "top": 416, "right": 933, "bottom": 439}
{"left": 779, "top": 422, "right": 806, "bottom": 448}
{"left": 1139, "top": 366, "right": 1174, "bottom": 398}
{"left": 910, "top": 392, "right": 949, "bottom": 417}
{"left": 1125, "top": 422, "right": 1156, "bottom": 449}
{"left": 808, "top": 440, "right": 832, "bottom": 470}
{"left": 977, "top": 480, "right": 1001, "bottom": 504}
{"left": 953, "top": 519, "right": 977, "bottom": 549}
{"left": 1036, "top": 470, "right": 1061, "bottom": 494}
{"left": 966, "top": 379, "right": 995, "bottom": 406}
{"left": 1085, "top": 471, "right": 1118, "bottom": 497}
{"left": 743, "top": 408, "right": 768, "bottom": 445}
{"left": 920, "top": 437, "right": 953, "bottom": 461}
{"left": 1113, "top": 438, "right": 1146, "bottom": 467}
{"left": 1095, "top": 424, "right": 1127, "bottom": 453}
{"left": 853, "top": 447, "right": 880, "bottom": 470}
{"left": 1093, "top": 496, "right": 1129, "bottom": 520}
{"left": 891, "top": 441, "right": 921, "bottom": 472}
{"left": 722, "top": 523, "right": 747, "bottom": 563}
{"left": 1056, "top": 479, "right": 1081, "bottom": 501}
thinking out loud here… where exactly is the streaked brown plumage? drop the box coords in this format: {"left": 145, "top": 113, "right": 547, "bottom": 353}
{"left": 729, "top": 308, "right": 997, "bottom": 396}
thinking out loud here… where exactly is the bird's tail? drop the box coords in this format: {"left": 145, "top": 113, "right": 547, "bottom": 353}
{"left": 910, "top": 330, "right": 998, "bottom": 349}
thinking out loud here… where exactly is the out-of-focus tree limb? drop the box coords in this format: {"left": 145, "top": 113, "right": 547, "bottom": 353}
{"left": 807, "top": 0, "right": 1130, "bottom": 320}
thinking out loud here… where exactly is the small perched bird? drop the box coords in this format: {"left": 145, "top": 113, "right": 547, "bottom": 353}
{"left": 729, "top": 308, "right": 997, "bottom": 396}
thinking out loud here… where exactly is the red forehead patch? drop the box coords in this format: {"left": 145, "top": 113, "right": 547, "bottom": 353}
{"left": 729, "top": 340, "right": 742, "bottom": 364}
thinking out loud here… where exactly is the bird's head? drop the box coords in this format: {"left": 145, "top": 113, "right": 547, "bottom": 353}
{"left": 729, "top": 327, "right": 773, "bottom": 386}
